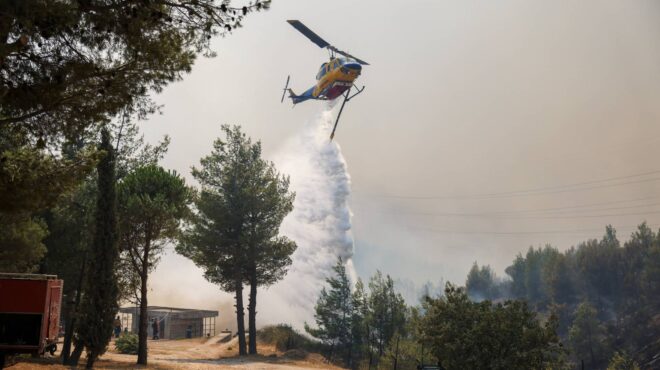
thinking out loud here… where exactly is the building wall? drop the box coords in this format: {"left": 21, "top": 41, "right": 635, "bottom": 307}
{"left": 129, "top": 313, "right": 204, "bottom": 339}
{"left": 168, "top": 317, "right": 203, "bottom": 339}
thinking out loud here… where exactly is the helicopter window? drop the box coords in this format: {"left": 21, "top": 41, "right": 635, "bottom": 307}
{"left": 316, "top": 63, "right": 328, "bottom": 79}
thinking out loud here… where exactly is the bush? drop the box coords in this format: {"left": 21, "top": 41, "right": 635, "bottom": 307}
{"left": 607, "top": 352, "right": 640, "bottom": 370}
{"left": 115, "top": 333, "right": 139, "bottom": 354}
{"left": 258, "top": 324, "right": 318, "bottom": 352}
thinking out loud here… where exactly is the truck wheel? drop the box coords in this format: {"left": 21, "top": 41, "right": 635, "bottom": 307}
{"left": 49, "top": 344, "right": 57, "bottom": 356}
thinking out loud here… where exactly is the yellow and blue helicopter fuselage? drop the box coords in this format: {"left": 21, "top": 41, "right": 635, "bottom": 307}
{"left": 289, "top": 57, "right": 362, "bottom": 104}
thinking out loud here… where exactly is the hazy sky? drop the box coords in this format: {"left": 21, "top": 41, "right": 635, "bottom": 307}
{"left": 143, "top": 0, "right": 660, "bottom": 312}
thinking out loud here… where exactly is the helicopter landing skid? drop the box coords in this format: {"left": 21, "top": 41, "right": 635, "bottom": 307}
{"left": 330, "top": 84, "right": 365, "bottom": 140}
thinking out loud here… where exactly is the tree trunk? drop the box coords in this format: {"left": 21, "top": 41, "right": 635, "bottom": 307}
{"left": 68, "top": 343, "right": 84, "bottom": 366}
{"left": 61, "top": 306, "right": 75, "bottom": 364}
{"left": 85, "top": 349, "right": 96, "bottom": 369}
{"left": 347, "top": 337, "right": 353, "bottom": 368}
{"left": 393, "top": 335, "right": 399, "bottom": 370}
{"left": 248, "top": 271, "right": 258, "bottom": 355}
{"left": 137, "top": 243, "right": 150, "bottom": 365}
{"left": 85, "top": 351, "right": 96, "bottom": 369}
{"left": 235, "top": 281, "right": 247, "bottom": 356}
{"left": 328, "top": 342, "right": 335, "bottom": 363}
{"left": 62, "top": 251, "right": 87, "bottom": 364}
{"left": 367, "top": 327, "right": 373, "bottom": 368}
{"left": 587, "top": 323, "right": 595, "bottom": 369}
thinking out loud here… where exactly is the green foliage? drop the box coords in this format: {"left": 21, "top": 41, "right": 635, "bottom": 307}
{"left": 307, "top": 265, "right": 408, "bottom": 369}
{"left": 118, "top": 165, "right": 191, "bottom": 263}
{"left": 75, "top": 128, "right": 120, "bottom": 367}
{"left": 179, "top": 125, "right": 286, "bottom": 290}
{"left": 0, "top": 0, "right": 266, "bottom": 277}
{"left": 366, "top": 270, "right": 407, "bottom": 360}
{"left": 568, "top": 301, "right": 611, "bottom": 369}
{"left": 42, "top": 121, "right": 169, "bottom": 285}
{"left": 466, "top": 262, "right": 500, "bottom": 301}
{"left": 0, "top": 143, "right": 99, "bottom": 215}
{"left": 420, "top": 283, "right": 563, "bottom": 370}
{"left": 0, "top": 0, "right": 271, "bottom": 145}
{"left": 349, "top": 278, "right": 370, "bottom": 367}
{"left": 607, "top": 351, "right": 640, "bottom": 370}
{"left": 305, "top": 259, "right": 353, "bottom": 363}
{"left": 115, "top": 333, "right": 139, "bottom": 355}
{"left": 378, "top": 335, "right": 420, "bottom": 370}
{"left": 117, "top": 164, "right": 192, "bottom": 363}
{"left": 178, "top": 125, "right": 295, "bottom": 356}
{"left": 0, "top": 135, "right": 98, "bottom": 273}
{"left": 41, "top": 179, "right": 96, "bottom": 291}
{"left": 543, "top": 251, "right": 576, "bottom": 307}
{"left": 0, "top": 212, "right": 47, "bottom": 272}
{"left": 472, "top": 223, "right": 660, "bottom": 368}
{"left": 505, "top": 254, "right": 527, "bottom": 299}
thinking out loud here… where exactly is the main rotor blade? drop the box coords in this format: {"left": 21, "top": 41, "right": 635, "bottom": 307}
{"left": 287, "top": 20, "right": 330, "bottom": 49}
{"left": 331, "top": 47, "right": 370, "bottom": 66}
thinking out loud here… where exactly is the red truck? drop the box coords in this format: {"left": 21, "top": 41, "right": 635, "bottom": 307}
{"left": 0, "top": 273, "right": 63, "bottom": 368}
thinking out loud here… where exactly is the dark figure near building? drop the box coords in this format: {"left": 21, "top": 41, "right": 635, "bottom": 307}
{"left": 113, "top": 316, "right": 122, "bottom": 338}
{"left": 186, "top": 325, "right": 192, "bottom": 339}
{"left": 152, "top": 319, "right": 159, "bottom": 340}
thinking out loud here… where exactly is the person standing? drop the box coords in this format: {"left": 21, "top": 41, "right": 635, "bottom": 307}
{"left": 151, "top": 318, "right": 159, "bottom": 340}
{"left": 113, "top": 316, "right": 122, "bottom": 338}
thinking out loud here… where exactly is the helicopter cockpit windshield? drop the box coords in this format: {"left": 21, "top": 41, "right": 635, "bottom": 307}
{"left": 316, "top": 62, "right": 328, "bottom": 80}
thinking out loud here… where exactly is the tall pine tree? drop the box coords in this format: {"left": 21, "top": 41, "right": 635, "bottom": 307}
{"left": 118, "top": 165, "right": 192, "bottom": 365}
{"left": 242, "top": 155, "right": 296, "bottom": 354}
{"left": 75, "top": 128, "right": 120, "bottom": 368}
{"left": 179, "top": 125, "right": 295, "bottom": 356}
{"left": 306, "top": 258, "right": 354, "bottom": 364}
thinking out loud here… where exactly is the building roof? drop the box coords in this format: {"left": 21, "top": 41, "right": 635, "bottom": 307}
{"left": 0, "top": 273, "right": 59, "bottom": 280}
{"left": 119, "top": 306, "right": 218, "bottom": 319}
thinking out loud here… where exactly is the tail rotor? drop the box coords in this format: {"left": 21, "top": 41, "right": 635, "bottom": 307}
{"left": 281, "top": 75, "right": 290, "bottom": 103}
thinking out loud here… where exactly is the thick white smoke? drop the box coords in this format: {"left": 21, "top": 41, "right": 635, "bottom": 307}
{"left": 259, "top": 106, "right": 356, "bottom": 330}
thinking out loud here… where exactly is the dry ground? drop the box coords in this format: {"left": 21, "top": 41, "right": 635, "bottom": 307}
{"left": 7, "top": 336, "right": 342, "bottom": 370}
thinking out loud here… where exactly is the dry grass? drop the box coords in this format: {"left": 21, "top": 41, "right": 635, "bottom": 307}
{"left": 7, "top": 336, "right": 342, "bottom": 370}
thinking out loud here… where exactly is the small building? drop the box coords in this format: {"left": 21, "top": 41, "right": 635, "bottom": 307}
{"left": 118, "top": 306, "right": 217, "bottom": 340}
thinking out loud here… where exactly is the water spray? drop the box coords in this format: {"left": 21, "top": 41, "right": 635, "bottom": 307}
{"left": 260, "top": 105, "right": 356, "bottom": 329}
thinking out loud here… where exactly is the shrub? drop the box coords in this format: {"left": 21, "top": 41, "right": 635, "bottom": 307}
{"left": 258, "top": 324, "right": 318, "bottom": 352}
{"left": 115, "top": 333, "right": 139, "bottom": 355}
{"left": 607, "top": 352, "right": 640, "bottom": 370}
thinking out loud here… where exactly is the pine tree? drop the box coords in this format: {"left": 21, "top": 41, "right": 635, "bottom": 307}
{"left": 41, "top": 121, "right": 170, "bottom": 363}
{"left": 366, "top": 271, "right": 407, "bottom": 360}
{"left": 1, "top": 0, "right": 271, "bottom": 146}
{"left": 118, "top": 165, "right": 192, "bottom": 365}
{"left": 569, "top": 301, "right": 611, "bottom": 369}
{"left": 178, "top": 125, "right": 294, "bottom": 356}
{"left": 421, "top": 283, "right": 563, "bottom": 370}
{"left": 241, "top": 143, "right": 296, "bottom": 354}
{"left": 350, "top": 278, "right": 369, "bottom": 368}
{"left": 247, "top": 236, "right": 296, "bottom": 354}
{"left": 466, "top": 262, "right": 499, "bottom": 301}
{"left": 305, "top": 258, "right": 354, "bottom": 364}
{"left": 75, "top": 128, "right": 120, "bottom": 368}
{"left": 0, "top": 0, "right": 270, "bottom": 272}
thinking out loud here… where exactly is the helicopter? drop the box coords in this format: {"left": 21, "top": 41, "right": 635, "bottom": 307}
{"left": 282, "top": 20, "right": 369, "bottom": 140}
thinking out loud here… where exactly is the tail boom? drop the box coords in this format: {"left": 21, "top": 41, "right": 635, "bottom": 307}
{"left": 289, "top": 86, "right": 316, "bottom": 104}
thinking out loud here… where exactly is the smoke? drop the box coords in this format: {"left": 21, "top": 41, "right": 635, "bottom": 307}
{"left": 259, "top": 105, "right": 357, "bottom": 330}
